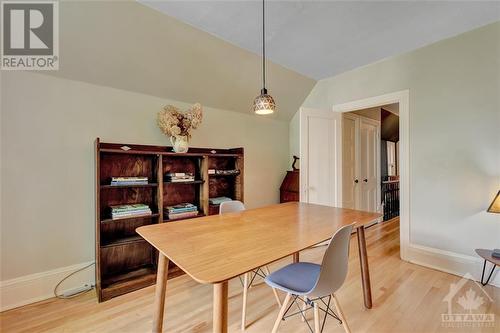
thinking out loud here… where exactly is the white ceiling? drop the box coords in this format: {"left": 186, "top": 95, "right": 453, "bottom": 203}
{"left": 139, "top": 0, "right": 500, "bottom": 80}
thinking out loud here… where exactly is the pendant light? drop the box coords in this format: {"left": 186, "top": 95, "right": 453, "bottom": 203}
{"left": 253, "top": 0, "right": 276, "bottom": 115}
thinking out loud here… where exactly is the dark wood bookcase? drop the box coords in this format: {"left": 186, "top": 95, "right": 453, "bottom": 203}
{"left": 95, "top": 138, "right": 244, "bottom": 302}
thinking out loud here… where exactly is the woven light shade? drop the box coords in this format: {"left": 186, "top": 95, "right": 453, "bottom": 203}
{"left": 253, "top": 0, "right": 276, "bottom": 115}
{"left": 253, "top": 89, "right": 276, "bottom": 115}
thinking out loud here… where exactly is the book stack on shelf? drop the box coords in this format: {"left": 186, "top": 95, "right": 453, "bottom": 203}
{"left": 110, "top": 176, "right": 148, "bottom": 186}
{"left": 165, "top": 172, "right": 195, "bottom": 182}
{"left": 209, "top": 197, "right": 233, "bottom": 206}
{"left": 165, "top": 203, "right": 199, "bottom": 220}
{"left": 208, "top": 169, "right": 240, "bottom": 176}
{"left": 110, "top": 204, "right": 152, "bottom": 220}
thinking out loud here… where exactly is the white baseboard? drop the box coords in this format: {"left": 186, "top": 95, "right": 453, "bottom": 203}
{"left": 0, "top": 261, "right": 95, "bottom": 312}
{"left": 407, "top": 244, "right": 500, "bottom": 288}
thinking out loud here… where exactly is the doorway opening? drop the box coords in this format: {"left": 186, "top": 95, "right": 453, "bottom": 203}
{"left": 334, "top": 90, "right": 409, "bottom": 261}
{"left": 300, "top": 90, "right": 409, "bottom": 259}
{"left": 380, "top": 106, "right": 400, "bottom": 221}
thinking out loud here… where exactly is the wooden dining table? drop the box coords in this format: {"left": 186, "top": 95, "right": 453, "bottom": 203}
{"left": 137, "top": 202, "right": 381, "bottom": 333}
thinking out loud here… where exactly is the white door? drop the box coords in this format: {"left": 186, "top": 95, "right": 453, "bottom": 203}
{"left": 342, "top": 114, "right": 357, "bottom": 209}
{"left": 300, "top": 108, "right": 342, "bottom": 206}
{"left": 359, "top": 119, "right": 379, "bottom": 212}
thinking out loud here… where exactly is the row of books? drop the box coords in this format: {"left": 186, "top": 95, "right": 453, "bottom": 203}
{"left": 165, "top": 203, "right": 199, "bottom": 220}
{"left": 108, "top": 169, "right": 240, "bottom": 186}
{"left": 109, "top": 174, "right": 196, "bottom": 184}
{"left": 165, "top": 172, "right": 195, "bottom": 182}
{"left": 208, "top": 169, "right": 240, "bottom": 176}
{"left": 110, "top": 204, "right": 152, "bottom": 220}
{"left": 110, "top": 176, "right": 148, "bottom": 186}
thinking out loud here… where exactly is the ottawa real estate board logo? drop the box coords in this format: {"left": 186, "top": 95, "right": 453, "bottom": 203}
{"left": 441, "top": 273, "right": 495, "bottom": 328}
{"left": 1, "top": 1, "right": 59, "bottom": 70}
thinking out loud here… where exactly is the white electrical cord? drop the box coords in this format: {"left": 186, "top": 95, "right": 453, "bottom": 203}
{"left": 53, "top": 262, "right": 95, "bottom": 299}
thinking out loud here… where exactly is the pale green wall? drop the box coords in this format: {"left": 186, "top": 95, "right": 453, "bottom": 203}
{"left": 290, "top": 22, "right": 500, "bottom": 255}
{"left": 0, "top": 72, "right": 289, "bottom": 280}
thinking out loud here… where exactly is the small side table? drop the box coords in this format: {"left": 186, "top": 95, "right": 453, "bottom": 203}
{"left": 475, "top": 249, "right": 500, "bottom": 286}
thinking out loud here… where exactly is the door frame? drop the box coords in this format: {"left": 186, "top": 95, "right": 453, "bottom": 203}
{"left": 333, "top": 90, "right": 410, "bottom": 261}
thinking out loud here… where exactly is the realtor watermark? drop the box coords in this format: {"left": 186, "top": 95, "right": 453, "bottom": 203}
{"left": 441, "top": 273, "right": 495, "bottom": 328}
{"left": 1, "top": 1, "right": 59, "bottom": 70}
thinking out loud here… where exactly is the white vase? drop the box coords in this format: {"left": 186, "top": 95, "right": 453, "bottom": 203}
{"left": 170, "top": 135, "right": 189, "bottom": 153}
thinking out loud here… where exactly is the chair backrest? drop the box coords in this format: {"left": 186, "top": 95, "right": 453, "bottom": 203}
{"left": 309, "top": 224, "right": 354, "bottom": 298}
{"left": 219, "top": 200, "right": 245, "bottom": 214}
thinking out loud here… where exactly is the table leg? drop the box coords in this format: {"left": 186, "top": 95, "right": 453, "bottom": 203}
{"left": 213, "top": 281, "right": 229, "bottom": 333}
{"left": 152, "top": 254, "right": 170, "bottom": 333}
{"left": 356, "top": 225, "right": 372, "bottom": 309}
{"left": 293, "top": 252, "right": 300, "bottom": 263}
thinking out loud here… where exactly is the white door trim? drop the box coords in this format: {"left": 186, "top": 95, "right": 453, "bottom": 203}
{"left": 333, "top": 90, "right": 410, "bottom": 261}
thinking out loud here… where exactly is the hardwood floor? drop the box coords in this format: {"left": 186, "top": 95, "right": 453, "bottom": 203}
{"left": 1, "top": 218, "right": 498, "bottom": 332}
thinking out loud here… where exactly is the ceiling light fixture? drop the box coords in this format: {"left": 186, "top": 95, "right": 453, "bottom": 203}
{"left": 253, "top": 0, "right": 276, "bottom": 115}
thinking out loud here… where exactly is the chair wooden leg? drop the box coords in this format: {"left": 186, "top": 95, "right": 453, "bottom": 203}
{"left": 241, "top": 273, "right": 249, "bottom": 331}
{"left": 332, "top": 294, "right": 351, "bottom": 333}
{"left": 271, "top": 287, "right": 282, "bottom": 307}
{"left": 313, "top": 302, "right": 320, "bottom": 333}
{"left": 272, "top": 293, "right": 291, "bottom": 333}
{"left": 263, "top": 266, "right": 281, "bottom": 307}
{"left": 301, "top": 298, "right": 307, "bottom": 322}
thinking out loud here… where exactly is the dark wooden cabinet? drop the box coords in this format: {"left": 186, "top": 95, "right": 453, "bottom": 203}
{"left": 95, "top": 138, "right": 243, "bottom": 301}
{"left": 280, "top": 170, "right": 299, "bottom": 203}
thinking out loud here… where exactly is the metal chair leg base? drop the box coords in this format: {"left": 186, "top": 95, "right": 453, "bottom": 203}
{"left": 480, "top": 260, "right": 496, "bottom": 286}
{"left": 279, "top": 295, "right": 342, "bottom": 333}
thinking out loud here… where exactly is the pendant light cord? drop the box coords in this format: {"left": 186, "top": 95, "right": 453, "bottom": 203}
{"left": 262, "top": 0, "right": 266, "bottom": 91}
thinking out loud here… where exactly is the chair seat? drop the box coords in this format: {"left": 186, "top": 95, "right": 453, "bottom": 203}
{"left": 265, "top": 262, "right": 320, "bottom": 295}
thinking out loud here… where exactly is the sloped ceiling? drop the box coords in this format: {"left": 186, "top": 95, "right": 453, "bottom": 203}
{"left": 140, "top": 0, "right": 500, "bottom": 80}
{"left": 41, "top": 1, "right": 316, "bottom": 121}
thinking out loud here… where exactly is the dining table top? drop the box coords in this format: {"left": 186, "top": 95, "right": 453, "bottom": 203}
{"left": 136, "top": 202, "right": 381, "bottom": 284}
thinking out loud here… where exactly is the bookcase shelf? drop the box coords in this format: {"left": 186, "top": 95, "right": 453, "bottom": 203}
{"left": 100, "top": 213, "right": 160, "bottom": 224}
{"left": 164, "top": 212, "right": 205, "bottom": 223}
{"left": 95, "top": 138, "right": 244, "bottom": 302}
{"left": 101, "top": 235, "right": 146, "bottom": 248}
{"left": 209, "top": 173, "right": 240, "bottom": 178}
{"left": 164, "top": 180, "right": 204, "bottom": 185}
{"left": 100, "top": 183, "right": 158, "bottom": 189}
{"left": 100, "top": 264, "right": 157, "bottom": 301}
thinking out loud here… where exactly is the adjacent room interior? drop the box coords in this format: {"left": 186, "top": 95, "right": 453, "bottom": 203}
{"left": 1, "top": 1, "right": 499, "bottom": 333}
{"left": 342, "top": 103, "right": 400, "bottom": 223}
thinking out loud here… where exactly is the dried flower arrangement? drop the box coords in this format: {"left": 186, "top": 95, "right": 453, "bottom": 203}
{"left": 157, "top": 103, "right": 203, "bottom": 140}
